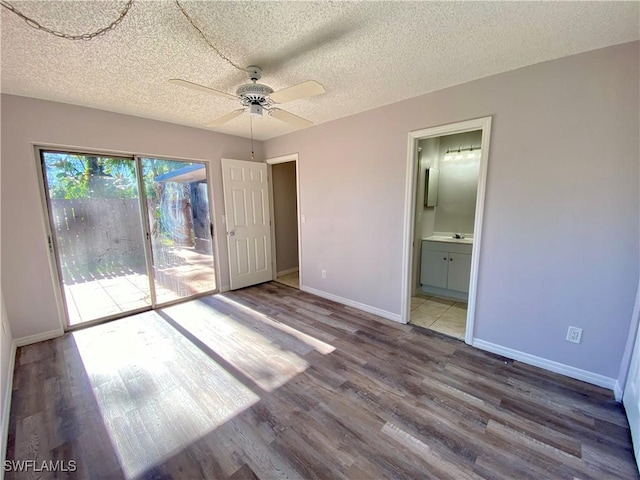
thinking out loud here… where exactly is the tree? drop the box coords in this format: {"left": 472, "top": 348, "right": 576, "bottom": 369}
{"left": 44, "top": 153, "right": 138, "bottom": 199}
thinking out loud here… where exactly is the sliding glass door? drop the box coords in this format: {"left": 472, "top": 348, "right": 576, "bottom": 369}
{"left": 40, "top": 150, "right": 217, "bottom": 328}
{"left": 140, "top": 158, "right": 217, "bottom": 304}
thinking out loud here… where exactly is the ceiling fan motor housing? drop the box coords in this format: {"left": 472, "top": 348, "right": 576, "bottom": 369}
{"left": 237, "top": 83, "right": 274, "bottom": 103}
{"left": 236, "top": 83, "right": 274, "bottom": 116}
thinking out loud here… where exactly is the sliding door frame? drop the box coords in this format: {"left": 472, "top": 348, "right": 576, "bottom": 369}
{"left": 134, "top": 156, "right": 158, "bottom": 308}
{"left": 35, "top": 145, "right": 221, "bottom": 331}
{"left": 135, "top": 154, "right": 221, "bottom": 310}
{"left": 36, "top": 146, "right": 152, "bottom": 331}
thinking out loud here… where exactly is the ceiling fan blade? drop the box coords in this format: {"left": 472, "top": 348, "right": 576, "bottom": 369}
{"left": 269, "top": 109, "right": 313, "bottom": 129}
{"left": 255, "top": 19, "right": 362, "bottom": 73}
{"left": 207, "top": 109, "right": 245, "bottom": 127}
{"left": 269, "top": 80, "right": 325, "bottom": 104}
{"left": 169, "top": 79, "right": 237, "bottom": 100}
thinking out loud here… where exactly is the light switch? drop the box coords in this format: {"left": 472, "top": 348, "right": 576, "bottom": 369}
{"left": 301, "top": 214, "right": 306, "bottom": 224}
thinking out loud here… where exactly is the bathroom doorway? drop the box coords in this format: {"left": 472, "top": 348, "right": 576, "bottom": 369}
{"left": 401, "top": 117, "right": 492, "bottom": 344}
{"left": 267, "top": 154, "right": 301, "bottom": 289}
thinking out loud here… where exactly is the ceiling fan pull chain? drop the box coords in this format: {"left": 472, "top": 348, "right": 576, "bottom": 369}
{"left": 0, "top": 0, "right": 134, "bottom": 41}
{"left": 250, "top": 116, "right": 255, "bottom": 161}
{"left": 174, "top": 0, "right": 245, "bottom": 73}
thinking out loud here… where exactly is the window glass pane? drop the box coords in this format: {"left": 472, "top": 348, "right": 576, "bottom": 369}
{"left": 42, "top": 152, "right": 151, "bottom": 326}
{"left": 141, "top": 158, "right": 217, "bottom": 304}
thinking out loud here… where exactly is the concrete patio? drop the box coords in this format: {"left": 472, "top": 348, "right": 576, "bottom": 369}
{"left": 63, "top": 249, "right": 216, "bottom": 326}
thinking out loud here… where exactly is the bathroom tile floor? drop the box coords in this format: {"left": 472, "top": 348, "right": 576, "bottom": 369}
{"left": 275, "top": 270, "right": 299, "bottom": 289}
{"left": 411, "top": 294, "right": 466, "bottom": 340}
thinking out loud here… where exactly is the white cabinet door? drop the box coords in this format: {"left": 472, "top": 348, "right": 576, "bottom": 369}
{"left": 421, "top": 249, "right": 448, "bottom": 288}
{"left": 624, "top": 312, "right": 640, "bottom": 472}
{"left": 447, "top": 253, "right": 472, "bottom": 293}
{"left": 221, "top": 159, "right": 273, "bottom": 290}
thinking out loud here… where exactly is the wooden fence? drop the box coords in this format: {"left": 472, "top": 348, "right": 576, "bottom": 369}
{"left": 50, "top": 191, "right": 211, "bottom": 284}
{"left": 51, "top": 198, "right": 146, "bottom": 282}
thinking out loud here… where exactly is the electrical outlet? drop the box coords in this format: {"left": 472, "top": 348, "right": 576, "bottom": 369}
{"left": 566, "top": 326, "right": 582, "bottom": 344}
{"left": 321, "top": 269, "right": 327, "bottom": 279}
{"left": 301, "top": 214, "right": 307, "bottom": 224}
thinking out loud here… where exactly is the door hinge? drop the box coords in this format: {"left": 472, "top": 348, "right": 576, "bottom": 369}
{"left": 47, "top": 235, "right": 53, "bottom": 251}
{"left": 210, "top": 223, "right": 214, "bottom": 238}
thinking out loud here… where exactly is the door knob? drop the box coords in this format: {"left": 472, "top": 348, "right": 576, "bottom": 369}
{"left": 229, "top": 230, "right": 235, "bottom": 236}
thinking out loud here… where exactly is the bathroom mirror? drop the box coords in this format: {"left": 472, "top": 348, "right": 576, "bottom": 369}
{"left": 424, "top": 167, "right": 439, "bottom": 207}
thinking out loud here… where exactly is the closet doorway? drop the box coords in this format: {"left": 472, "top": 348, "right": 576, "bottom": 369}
{"left": 267, "top": 154, "right": 301, "bottom": 289}
{"left": 39, "top": 149, "right": 218, "bottom": 328}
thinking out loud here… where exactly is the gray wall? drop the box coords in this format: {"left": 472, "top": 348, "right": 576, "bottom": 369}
{"left": 1, "top": 42, "right": 638, "bottom": 387}
{"left": 434, "top": 130, "right": 482, "bottom": 235}
{"left": 1, "top": 95, "right": 262, "bottom": 339}
{"left": 272, "top": 162, "right": 299, "bottom": 274}
{"left": 264, "top": 42, "right": 639, "bottom": 381}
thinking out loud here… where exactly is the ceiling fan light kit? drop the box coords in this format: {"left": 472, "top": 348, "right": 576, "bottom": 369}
{"left": 249, "top": 104, "right": 263, "bottom": 117}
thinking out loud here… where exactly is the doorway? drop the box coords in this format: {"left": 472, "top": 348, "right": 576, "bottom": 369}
{"left": 39, "top": 149, "right": 218, "bottom": 328}
{"left": 266, "top": 154, "right": 301, "bottom": 290}
{"left": 401, "top": 117, "right": 492, "bottom": 344}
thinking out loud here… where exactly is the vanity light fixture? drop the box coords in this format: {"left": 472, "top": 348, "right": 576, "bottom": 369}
{"left": 443, "top": 145, "right": 481, "bottom": 162}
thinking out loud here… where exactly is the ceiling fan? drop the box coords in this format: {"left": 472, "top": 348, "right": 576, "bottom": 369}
{"left": 170, "top": 66, "right": 325, "bottom": 129}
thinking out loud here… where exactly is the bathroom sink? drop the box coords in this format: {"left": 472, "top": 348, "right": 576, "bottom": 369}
{"left": 424, "top": 235, "right": 473, "bottom": 245}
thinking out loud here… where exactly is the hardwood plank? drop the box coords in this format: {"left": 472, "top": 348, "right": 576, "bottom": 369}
{"left": 5, "top": 281, "right": 638, "bottom": 479}
{"left": 217, "top": 416, "right": 302, "bottom": 480}
{"left": 484, "top": 420, "right": 596, "bottom": 478}
{"left": 381, "top": 422, "right": 483, "bottom": 480}
{"left": 228, "top": 464, "right": 260, "bottom": 480}
{"left": 420, "top": 378, "right": 584, "bottom": 458}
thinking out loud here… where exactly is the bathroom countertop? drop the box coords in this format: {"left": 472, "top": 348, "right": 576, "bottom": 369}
{"left": 423, "top": 235, "right": 473, "bottom": 245}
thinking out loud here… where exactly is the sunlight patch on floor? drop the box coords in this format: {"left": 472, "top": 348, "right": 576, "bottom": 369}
{"left": 72, "top": 312, "right": 259, "bottom": 479}
{"left": 161, "top": 299, "right": 319, "bottom": 392}
{"left": 216, "top": 294, "right": 335, "bottom": 355}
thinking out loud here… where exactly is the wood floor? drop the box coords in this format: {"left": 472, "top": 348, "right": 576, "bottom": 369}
{"left": 5, "top": 282, "right": 638, "bottom": 479}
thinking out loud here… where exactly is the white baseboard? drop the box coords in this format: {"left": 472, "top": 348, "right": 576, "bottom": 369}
{"left": 220, "top": 285, "right": 231, "bottom": 293}
{"left": 276, "top": 267, "right": 299, "bottom": 277}
{"left": 15, "top": 328, "right": 63, "bottom": 347}
{"left": 1, "top": 340, "right": 17, "bottom": 472}
{"left": 301, "top": 286, "right": 402, "bottom": 323}
{"left": 614, "top": 380, "right": 624, "bottom": 402}
{"left": 473, "top": 339, "right": 617, "bottom": 393}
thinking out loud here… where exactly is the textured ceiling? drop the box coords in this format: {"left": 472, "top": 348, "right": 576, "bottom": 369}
{"left": 2, "top": 1, "right": 638, "bottom": 140}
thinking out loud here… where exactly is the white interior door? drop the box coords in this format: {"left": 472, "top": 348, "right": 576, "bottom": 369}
{"left": 221, "top": 158, "right": 273, "bottom": 289}
{"left": 624, "top": 292, "right": 640, "bottom": 472}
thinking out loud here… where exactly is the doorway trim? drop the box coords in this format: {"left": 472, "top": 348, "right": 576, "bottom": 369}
{"left": 401, "top": 116, "right": 492, "bottom": 344}
{"left": 265, "top": 153, "right": 302, "bottom": 288}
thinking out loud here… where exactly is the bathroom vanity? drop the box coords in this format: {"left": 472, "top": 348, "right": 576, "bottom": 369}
{"left": 420, "top": 236, "right": 472, "bottom": 301}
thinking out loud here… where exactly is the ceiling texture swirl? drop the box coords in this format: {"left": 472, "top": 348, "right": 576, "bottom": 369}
{"left": 2, "top": 1, "right": 638, "bottom": 140}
